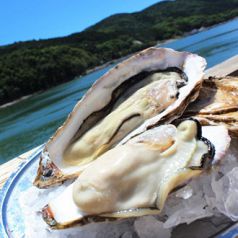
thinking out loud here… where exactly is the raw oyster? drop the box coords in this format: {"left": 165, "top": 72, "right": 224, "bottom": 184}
{"left": 34, "top": 47, "right": 206, "bottom": 188}
{"left": 42, "top": 120, "right": 229, "bottom": 229}
{"left": 184, "top": 76, "right": 238, "bottom": 136}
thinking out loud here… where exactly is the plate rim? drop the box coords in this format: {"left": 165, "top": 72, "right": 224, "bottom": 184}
{"left": 0, "top": 145, "right": 44, "bottom": 238}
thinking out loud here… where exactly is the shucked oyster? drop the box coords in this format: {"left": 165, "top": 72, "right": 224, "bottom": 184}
{"left": 34, "top": 47, "right": 206, "bottom": 188}
{"left": 184, "top": 76, "right": 238, "bottom": 136}
{"left": 42, "top": 120, "right": 230, "bottom": 229}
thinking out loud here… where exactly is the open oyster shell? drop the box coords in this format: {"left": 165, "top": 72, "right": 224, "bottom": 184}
{"left": 34, "top": 47, "right": 206, "bottom": 188}
{"left": 41, "top": 120, "right": 230, "bottom": 229}
{"left": 184, "top": 76, "right": 238, "bottom": 136}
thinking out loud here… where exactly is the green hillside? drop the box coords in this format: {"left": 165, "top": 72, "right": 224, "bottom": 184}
{"left": 0, "top": 0, "right": 238, "bottom": 105}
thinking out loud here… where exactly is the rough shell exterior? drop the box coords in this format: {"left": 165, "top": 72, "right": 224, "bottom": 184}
{"left": 184, "top": 76, "right": 238, "bottom": 136}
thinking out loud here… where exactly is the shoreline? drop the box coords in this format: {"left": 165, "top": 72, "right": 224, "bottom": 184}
{"left": 0, "top": 95, "right": 34, "bottom": 109}
{"left": 0, "top": 17, "right": 237, "bottom": 109}
{"left": 158, "top": 16, "right": 238, "bottom": 47}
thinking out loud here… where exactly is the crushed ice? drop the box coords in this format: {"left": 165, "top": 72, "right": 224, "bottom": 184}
{"left": 19, "top": 139, "right": 238, "bottom": 238}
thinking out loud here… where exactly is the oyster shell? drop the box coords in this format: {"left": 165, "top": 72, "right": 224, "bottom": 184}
{"left": 41, "top": 120, "right": 229, "bottom": 229}
{"left": 34, "top": 47, "right": 206, "bottom": 188}
{"left": 184, "top": 76, "right": 238, "bottom": 136}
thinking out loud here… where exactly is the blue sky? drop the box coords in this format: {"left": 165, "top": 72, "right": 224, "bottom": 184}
{"left": 0, "top": 0, "right": 161, "bottom": 46}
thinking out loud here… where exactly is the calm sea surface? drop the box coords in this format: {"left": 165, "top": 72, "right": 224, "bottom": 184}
{"left": 1, "top": 19, "right": 238, "bottom": 163}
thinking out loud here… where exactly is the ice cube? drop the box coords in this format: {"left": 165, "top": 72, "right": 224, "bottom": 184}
{"left": 134, "top": 216, "right": 171, "bottom": 238}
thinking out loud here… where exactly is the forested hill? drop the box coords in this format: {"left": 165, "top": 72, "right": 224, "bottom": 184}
{"left": 1, "top": 0, "right": 238, "bottom": 105}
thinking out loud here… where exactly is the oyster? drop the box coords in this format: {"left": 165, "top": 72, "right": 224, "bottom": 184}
{"left": 42, "top": 120, "right": 230, "bottom": 229}
{"left": 184, "top": 76, "right": 238, "bottom": 136}
{"left": 34, "top": 47, "right": 206, "bottom": 188}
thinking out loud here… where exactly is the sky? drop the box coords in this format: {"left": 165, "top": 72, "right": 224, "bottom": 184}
{"left": 0, "top": 0, "right": 162, "bottom": 46}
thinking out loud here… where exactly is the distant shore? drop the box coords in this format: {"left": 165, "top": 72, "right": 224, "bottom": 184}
{"left": 85, "top": 17, "right": 238, "bottom": 75}
{"left": 0, "top": 95, "right": 34, "bottom": 109}
{"left": 0, "top": 17, "right": 237, "bottom": 109}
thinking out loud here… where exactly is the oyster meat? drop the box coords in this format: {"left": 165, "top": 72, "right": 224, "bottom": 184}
{"left": 184, "top": 76, "right": 238, "bottom": 136}
{"left": 41, "top": 120, "right": 230, "bottom": 229}
{"left": 34, "top": 48, "right": 206, "bottom": 188}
